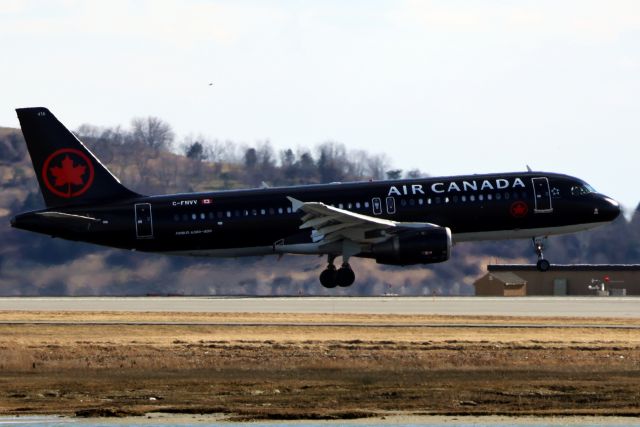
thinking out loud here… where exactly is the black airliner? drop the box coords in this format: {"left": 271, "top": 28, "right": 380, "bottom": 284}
{"left": 11, "top": 108, "right": 621, "bottom": 288}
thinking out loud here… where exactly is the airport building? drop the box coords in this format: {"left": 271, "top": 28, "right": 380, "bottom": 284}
{"left": 474, "top": 264, "right": 640, "bottom": 296}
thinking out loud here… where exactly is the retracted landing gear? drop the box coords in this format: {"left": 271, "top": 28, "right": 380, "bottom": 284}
{"left": 319, "top": 255, "right": 356, "bottom": 288}
{"left": 533, "top": 237, "right": 550, "bottom": 272}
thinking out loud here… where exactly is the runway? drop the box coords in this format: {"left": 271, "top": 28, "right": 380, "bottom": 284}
{"left": 0, "top": 296, "right": 638, "bottom": 317}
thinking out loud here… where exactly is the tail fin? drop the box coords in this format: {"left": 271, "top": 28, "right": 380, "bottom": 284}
{"left": 16, "top": 107, "right": 140, "bottom": 208}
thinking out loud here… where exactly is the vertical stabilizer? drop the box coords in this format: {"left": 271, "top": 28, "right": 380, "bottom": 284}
{"left": 16, "top": 107, "right": 139, "bottom": 208}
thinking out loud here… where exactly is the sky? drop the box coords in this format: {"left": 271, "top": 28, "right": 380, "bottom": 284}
{"left": 1, "top": 0, "right": 639, "bottom": 213}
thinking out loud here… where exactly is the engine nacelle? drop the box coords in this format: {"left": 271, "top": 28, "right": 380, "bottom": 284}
{"left": 371, "top": 226, "right": 452, "bottom": 266}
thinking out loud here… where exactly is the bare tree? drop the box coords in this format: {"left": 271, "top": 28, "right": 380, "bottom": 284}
{"left": 131, "top": 116, "right": 174, "bottom": 151}
{"left": 346, "top": 149, "right": 368, "bottom": 178}
{"left": 366, "top": 153, "right": 391, "bottom": 180}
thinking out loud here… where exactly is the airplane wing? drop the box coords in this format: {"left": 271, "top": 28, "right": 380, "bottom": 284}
{"left": 287, "top": 197, "right": 441, "bottom": 246}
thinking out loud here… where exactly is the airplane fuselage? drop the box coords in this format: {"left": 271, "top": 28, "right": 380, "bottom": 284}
{"left": 13, "top": 171, "right": 619, "bottom": 258}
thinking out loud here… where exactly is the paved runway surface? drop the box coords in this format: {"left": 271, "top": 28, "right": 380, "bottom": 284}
{"left": 0, "top": 296, "right": 638, "bottom": 317}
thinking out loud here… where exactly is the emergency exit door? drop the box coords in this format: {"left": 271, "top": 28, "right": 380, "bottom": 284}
{"left": 135, "top": 203, "right": 154, "bottom": 238}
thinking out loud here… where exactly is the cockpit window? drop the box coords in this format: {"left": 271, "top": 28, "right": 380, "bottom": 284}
{"left": 571, "top": 185, "right": 594, "bottom": 196}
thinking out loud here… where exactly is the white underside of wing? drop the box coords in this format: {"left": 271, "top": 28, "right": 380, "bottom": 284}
{"left": 287, "top": 197, "right": 440, "bottom": 245}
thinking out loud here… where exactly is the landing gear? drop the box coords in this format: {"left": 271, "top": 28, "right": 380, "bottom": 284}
{"left": 319, "top": 264, "right": 337, "bottom": 288}
{"left": 319, "top": 255, "right": 356, "bottom": 288}
{"left": 335, "top": 263, "right": 355, "bottom": 287}
{"left": 319, "top": 255, "right": 338, "bottom": 288}
{"left": 533, "top": 237, "right": 550, "bottom": 272}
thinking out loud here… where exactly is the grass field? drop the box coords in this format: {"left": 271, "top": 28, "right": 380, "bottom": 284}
{"left": 0, "top": 311, "right": 638, "bottom": 420}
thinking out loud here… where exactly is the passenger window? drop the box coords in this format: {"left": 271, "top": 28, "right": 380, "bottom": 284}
{"left": 226, "top": 211, "right": 231, "bottom": 218}
{"left": 418, "top": 198, "right": 424, "bottom": 205}
{"left": 260, "top": 209, "right": 266, "bottom": 215}
{"left": 355, "top": 202, "right": 361, "bottom": 209}
{"left": 504, "top": 192, "right": 510, "bottom": 200}
{"left": 487, "top": 194, "right": 492, "bottom": 201}
{"left": 452, "top": 196, "right": 459, "bottom": 203}
{"left": 200, "top": 213, "right": 205, "bottom": 220}
{"left": 217, "top": 212, "right": 223, "bottom": 219}
{"left": 347, "top": 203, "right": 353, "bottom": 209}
{"left": 461, "top": 195, "right": 466, "bottom": 202}
{"left": 445, "top": 197, "right": 450, "bottom": 203}
{"left": 364, "top": 201, "right": 370, "bottom": 208}
{"left": 252, "top": 209, "right": 257, "bottom": 216}
{"left": 269, "top": 208, "right": 275, "bottom": 215}
{"left": 278, "top": 207, "right": 283, "bottom": 214}
{"left": 400, "top": 199, "right": 407, "bottom": 207}
{"left": 478, "top": 194, "right": 483, "bottom": 201}
{"left": 409, "top": 199, "right": 415, "bottom": 206}
{"left": 435, "top": 197, "right": 441, "bottom": 204}
{"left": 173, "top": 214, "right": 179, "bottom": 221}
{"left": 470, "top": 195, "right": 475, "bottom": 202}
{"left": 287, "top": 207, "right": 292, "bottom": 213}
{"left": 496, "top": 193, "right": 502, "bottom": 200}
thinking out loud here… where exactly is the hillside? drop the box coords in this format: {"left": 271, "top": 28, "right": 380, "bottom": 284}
{"left": 0, "top": 123, "right": 637, "bottom": 296}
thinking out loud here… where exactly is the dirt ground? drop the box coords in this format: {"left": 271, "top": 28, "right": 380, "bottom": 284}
{"left": 0, "top": 311, "right": 638, "bottom": 420}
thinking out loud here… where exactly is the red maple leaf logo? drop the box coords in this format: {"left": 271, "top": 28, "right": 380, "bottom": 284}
{"left": 50, "top": 155, "right": 86, "bottom": 196}
{"left": 510, "top": 201, "right": 528, "bottom": 218}
{"left": 42, "top": 149, "right": 95, "bottom": 198}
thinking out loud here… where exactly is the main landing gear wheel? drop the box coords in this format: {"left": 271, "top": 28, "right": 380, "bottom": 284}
{"left": 319, "top": 264, "right": 337, "bottom": 288}
{"left": 319, "top": 255, "right": 356, "bottom": 288}
{"left": 335, "top": 264, "right": 355, "bottom": 287}
{"left": 533, "top": 237, "right": 550, "bottom": 272}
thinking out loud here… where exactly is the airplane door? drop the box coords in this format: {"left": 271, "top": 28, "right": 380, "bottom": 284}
{"left": 385, "top": 197, "right": 396, "bottom": 214}
{"left": 372, "top": 197, "right": 382, "bottom": 215}
{"left": 532, "top": 177, "right": 553, "bottom": 213}
{"left": 134, "top": 203, "right": 154, "bottom": 238}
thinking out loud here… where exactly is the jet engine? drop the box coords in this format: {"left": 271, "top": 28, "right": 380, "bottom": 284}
{"left": 370, "top": 226, "right": 452, "bottom": 266}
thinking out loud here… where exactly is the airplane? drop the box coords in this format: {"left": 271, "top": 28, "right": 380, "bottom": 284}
{"left": 10, "top": 107, "right": 621, "bottom": 288}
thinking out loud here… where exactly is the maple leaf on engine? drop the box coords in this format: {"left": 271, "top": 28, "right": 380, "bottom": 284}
{"left": 50, "top": 155, "right": 86, "bottom": 187}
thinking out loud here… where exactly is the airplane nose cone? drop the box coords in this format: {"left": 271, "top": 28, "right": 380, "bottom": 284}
{"left": 600, "top": 197, "right": 621, "bottom": 221}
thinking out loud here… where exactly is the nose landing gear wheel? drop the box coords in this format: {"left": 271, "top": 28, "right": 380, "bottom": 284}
{"left": 533, "top": 237, "right": 550, "bottom": 272}
{"left": 336, "top": 264, "right": 355, "bottom": 287}
{"left": 536, "top": 259, "right": 550, "bottom": 272}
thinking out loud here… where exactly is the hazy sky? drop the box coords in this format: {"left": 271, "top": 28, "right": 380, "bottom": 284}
{"left": 2, "top": 1, "right": 639, "bottom": 212}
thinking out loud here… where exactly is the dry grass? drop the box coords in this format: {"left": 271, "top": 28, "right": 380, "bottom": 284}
{"left": 0, "top": 311, "right": 638, "bottom": 419}
{"left": 2, "top": 310, "right": 640, "bottom": 325}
